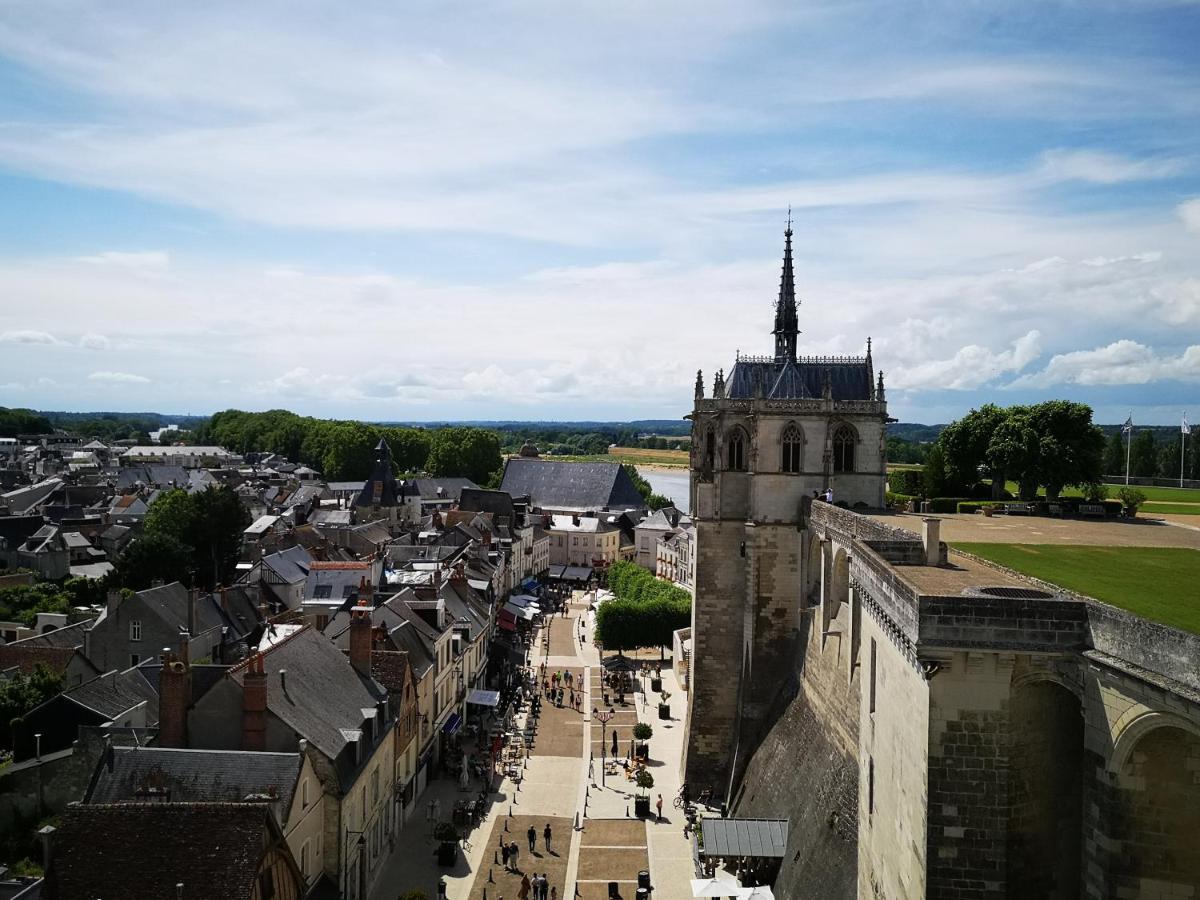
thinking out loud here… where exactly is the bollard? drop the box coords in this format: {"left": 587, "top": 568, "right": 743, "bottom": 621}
{"left": 510, "top": 804, "right": 514, "bottom": 817}
{"left": 574, "top": 811, "right": 581, "bottom": 831}
{"left": 626, "top": 803, "right": 630, "bottom": 817}
{"left": 504, "top": 819, "right": 509, "bottom": 832}
{"left": 495, "top": 850, "right": 499, "bottom": 864}
{"left": 488, "top": 868, "right": 494, "bottom": 883}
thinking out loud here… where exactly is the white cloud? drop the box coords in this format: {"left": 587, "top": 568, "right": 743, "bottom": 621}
{"left": 1180, "top": 198, "right": 1200, "bottom": 234}
{"left": 1036, "top": 150, "right": 1185, "bottom": 185}
{"left": 1010, "top": 341, "right": 1200, "bottom": 388}
{"left": 76, "top": 251, "right": 170, "bottom": 268}
{"left": 87, "top": 370, "right": 150, "bottom": 384}
{"left": 889, "top": 330, "right": 1042, "bottom": 391}
{"left": 78, "top": 333, "right": 111, "bottom": 350}
{"left": 0, "top": 329, "right": 58, "bottom": 344}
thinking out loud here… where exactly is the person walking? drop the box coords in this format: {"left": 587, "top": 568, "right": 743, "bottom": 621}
{"left": 519, "top": 874, "right": 531, "bottom": 900}
{"left": 550, "top": 886, "right": 558, "bottom": 900}
{"left": 656, "top": 793, "right": 663, "bottom": 821}
{"left": 539, "top": 873, "right": 549, "bottom": 900}
{"left": 502, "top": 841, "right": 511, "bottom": 871}
{"left": 527, "top": 824, "right": 536, "bottom": 853}
{"left": 544, "top": 822, "right": 553, "bottom": 854}
{"left": 510, "top": 840, "right": 520, "bottom": 873}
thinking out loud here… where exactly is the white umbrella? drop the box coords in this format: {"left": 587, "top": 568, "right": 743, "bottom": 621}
{"left": 735, "top": 887, "right": 775, "bottom": 900}
{"left": 690, "top": 877, "right": 739, "bottom": 898}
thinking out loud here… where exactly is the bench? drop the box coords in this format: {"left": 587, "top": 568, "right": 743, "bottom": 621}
{"left": 1079, "top": 504, "right": 1106, "bottom": 518}
{"left": 1047, "top": 503, "right": 1064, "bottom": 518}
{"left": 1005, "top": 502, "right": 1037, "bottom": 515}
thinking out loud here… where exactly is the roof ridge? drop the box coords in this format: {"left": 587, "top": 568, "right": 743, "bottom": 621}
{"left": 228, "top": 623, "right": 312, "bottom": 672}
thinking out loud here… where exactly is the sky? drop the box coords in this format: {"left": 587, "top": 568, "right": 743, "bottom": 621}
{"left": 0, "top": 1, "right": 1198, "bottom": 426}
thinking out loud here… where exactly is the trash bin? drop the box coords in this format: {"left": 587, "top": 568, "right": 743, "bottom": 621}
{"left": 638, "top": 870, "right": 651, "bottom": 888}
{"left": 636, "top": 889, "right": 650, "bottom": 900}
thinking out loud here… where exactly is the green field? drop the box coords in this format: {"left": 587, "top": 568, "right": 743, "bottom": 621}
{"left": 1141, "top": 502, "right": 1200, "bottom": 516}
{"left": 953, "top": 543, "right": 1200, "bottom": 634}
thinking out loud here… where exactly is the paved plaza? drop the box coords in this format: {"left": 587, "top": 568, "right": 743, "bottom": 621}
{"left": 872, "top": 509, "right": 1200, "bottom": 549}
{"left": 372, "top": 594, "right": 697, "bottom": 900}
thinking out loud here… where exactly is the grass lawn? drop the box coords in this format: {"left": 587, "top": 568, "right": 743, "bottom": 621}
{"left": 953, "top": 543, "right": 1200, "bottom": 634}
{"left": 989, "top": 480, "right": 1200, "bottom": 503}
{"left": 1141, "top": 502, "right": 1200, "bottom": 516}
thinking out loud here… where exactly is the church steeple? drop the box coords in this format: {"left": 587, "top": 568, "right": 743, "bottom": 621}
{"left": 773, "top": 211, "right": 800, "bottom": 363}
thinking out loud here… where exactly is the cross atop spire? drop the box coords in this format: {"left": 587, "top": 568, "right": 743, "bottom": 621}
{"left": 773, "top": 213, "right": 800, "bottom": 363}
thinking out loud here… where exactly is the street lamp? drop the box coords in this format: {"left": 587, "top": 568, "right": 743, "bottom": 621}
{"left": 593, "top": 706, "right": 615, "bottom": 787}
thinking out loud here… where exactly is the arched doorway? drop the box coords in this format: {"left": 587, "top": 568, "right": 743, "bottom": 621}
{"left": 829, "top": 547, "right": 850, "bottom": 619}
{"left": 1112, "top": 725, "right": 1200, "bottom": 894}
{"left": 1006, "top": 678, "right": 1083, "bottom": 899}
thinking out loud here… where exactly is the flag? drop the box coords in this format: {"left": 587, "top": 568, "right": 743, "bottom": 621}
{"left": 1122, "top": 414, "right": 1133, "bottom": 434}
{"left": 1184, "top": 416, "right": 1192, "bottom": 436}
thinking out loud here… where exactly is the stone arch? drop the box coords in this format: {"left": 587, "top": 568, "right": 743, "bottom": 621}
{"left": 780, "top": 422, "right": 804, "bottom": 474}
{"left": 1109, "top": 709, "right": 1200, "bottom": 775}
{"left": 725, "top": 425, "right": 749, "bottom": 472}
{"left": 831, "top": 421, "right": 857, "bottom": 474}
{"left": 1109, "top": 720, "right": 1200, "bottom": 894}
{"left": 829, "top": 546, "right": 850, "bottom": 618}
{"left": 804, "top": 531, "right": 824, "bottom": 605}
{"left": 1006, "top": 677, "right": 1083, "bottom": 899}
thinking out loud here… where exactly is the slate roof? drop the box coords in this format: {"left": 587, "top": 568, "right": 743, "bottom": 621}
{"left": 500, "top": 459, "right": 644, "bottom": 511}
{"left": 65, "top": 670, "right": 159, "bottom": 723}
{"left": 46, "top": 802, "right": 282, "bottom": 900}
{"left": 5, "top": 619, "right": 90, "bottom": 650}
{"left": 0, "top": 478, "right": 62, "bottom": 514}
{"left": 0, "top": 514, "right": 45, "bottom": 550}
{"left": 724, "top": 357, "right": 872, "bottom": 401}
{"left": 412, "top": 477, "right": 479, "bottom": 502}
{"left": 228, "top": 627, "right": 388, "bottom": 775}
{"left": 459, "top": 488, "right": 516, "bottom": 523}
{"left": 86, "top": 746, "right": 301, "bottom": 809}
{"left": 261, "top": 545, "right": 312, "bottom": 584}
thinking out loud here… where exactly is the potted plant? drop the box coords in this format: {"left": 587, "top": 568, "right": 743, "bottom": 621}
{"left": 1117, "top": 487, "right": 1147, "bottom": 518}
{"left": 658, "top": 690, "right": 671, "bottom": 721}
{"left": 633, "top": 721, "right": 653, "bottom": 760}
{"left": 634, "top": 768, "right": 654, "bottom": 818}
{"left": 650, "top": 666, "right": 662, "bottom": 693}
{"left": 433, "top": 822, "right": 459, "bottom": 866}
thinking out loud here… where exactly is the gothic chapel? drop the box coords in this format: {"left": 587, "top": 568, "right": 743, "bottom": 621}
{"left": 685, "top": 221, "right": 889, "bottom": 791}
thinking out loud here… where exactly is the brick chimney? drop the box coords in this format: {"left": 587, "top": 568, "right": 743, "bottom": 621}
{"left": 242, "top": 654, "right": 268, "bottom": 751}
{"left": 349, "top": 582, "right": 372, "bottom": 678}
{"left": 158, "top": 648, "right": 191, "bottom": 748}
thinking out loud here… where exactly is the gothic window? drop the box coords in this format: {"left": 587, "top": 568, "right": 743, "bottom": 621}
{"left": 726, "top": 428, "right": 747, "bottom": 472}
{"left": 781, "top": 425, "right": 802, "bottom": 473}
{"left": 833, "top": 424, "right": 856, "bottom": 473}
{"left": 705, "top": 428, "right": 715, "bottom": 471}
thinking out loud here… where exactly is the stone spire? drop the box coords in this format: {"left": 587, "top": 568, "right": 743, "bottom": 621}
{"left": 877, "top": 370, "right": 886, "bottom": 402}
{"left": 773, "top": 211, "right": 800, "bottom": 364}
{"left": 695, "top": 369, "right": 704, "bottom": 401}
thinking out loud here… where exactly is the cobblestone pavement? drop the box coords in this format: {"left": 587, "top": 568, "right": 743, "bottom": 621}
{"left": 372, "top": 593, "right": 697, "bottom": 900}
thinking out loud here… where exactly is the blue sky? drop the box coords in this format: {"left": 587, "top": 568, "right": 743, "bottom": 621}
{"left": 0, "top": 1, "right": 1198, "bottom": 425}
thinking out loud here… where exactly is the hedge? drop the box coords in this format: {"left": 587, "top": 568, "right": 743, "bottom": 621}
{"left": 926, "top": 497, "right": 972, "bottom": 513}
{"left": 888, "top": 469, "right": 924, "bottom": 496}
{"left": 597, "top": 560, "right": 692, "bottom": 650}
{"left": 954, "top": 498, "right": 1125, "bottom": 517}
{"left": 886, "top": 492, "right": 917, "bottom": 508}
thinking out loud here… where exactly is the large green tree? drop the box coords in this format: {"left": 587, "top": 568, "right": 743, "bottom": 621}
{"left": 137, "top": 486, "right": 249, "bottom": 589}
{"left": 115, "top": 533, "right": 194, "bottom": 591}
{"left": 938, "top": 404, "right": 1009, "bottom": 496}
{"left": 1023, "top": 401, "right": 1104, "bottom": 500}
{"left": 425, "top": 427, "right": 503, "bottom": 484}
{"left": 0, "top": 664, "right": 63, "bottom": 751}
{"left": 1129, "top": 430, "right": 1158, "bottom": 478}
{"left": 1102, "top": 432, "right": 1126, "bottom": 477}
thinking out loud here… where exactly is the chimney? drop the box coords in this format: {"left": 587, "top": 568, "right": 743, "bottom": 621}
{"left": 432, "top": 568, "right": 442, "bottom": 589}
{"left": 219, "top": 587, "right": 229, "bottom": 612}
{"left": 158, "top": 649, "right": 191, "bottom": 748}
{"left": 349, "top": 590, "right": 372, "bottom": 679}
{"left": 38, "top": 824, "right": 55, "bottom": 878}
{"left": 106, "top": 589, "right": 121, "bottom": 616}
{"left": 922, "top": 518, "right": 943, "bottom": 566}
{"left": 242, "top": 654, "right": 268, "bottom": 751}
{"left": 572, "top": 514, "right": 580, "bottom": 527}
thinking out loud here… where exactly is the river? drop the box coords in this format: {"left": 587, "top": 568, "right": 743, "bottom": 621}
{"left": 638, "top": 467, "right": 691, "bottom": 513}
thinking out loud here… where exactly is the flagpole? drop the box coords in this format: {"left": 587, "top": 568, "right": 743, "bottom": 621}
{"left": 1125, "top": 417, "right": 1132, "bottom": 486}
{"left": 1184, "top": 414, "right": 1190, "bottom": 489}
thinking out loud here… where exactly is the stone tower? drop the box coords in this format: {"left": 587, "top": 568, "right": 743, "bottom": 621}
{"left": 683, "top": 221, "right": 889, "bottom": 797}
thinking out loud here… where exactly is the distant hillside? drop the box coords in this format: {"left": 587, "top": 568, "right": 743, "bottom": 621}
{"left": 888, "top": 422, "right": 947, "bottom": 444}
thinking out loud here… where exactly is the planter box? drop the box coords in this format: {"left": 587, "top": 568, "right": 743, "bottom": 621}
{"left": 436, "top": 841, "right": 458, "bottom": 867}
{"left": 650, "top": 677, "right": 662, "bottom": 692}
{"left": 658, "top": 703, "right": 670, "bottom": 720}
{"left": 634, "top": 796, "right": 652, "bottom": 818}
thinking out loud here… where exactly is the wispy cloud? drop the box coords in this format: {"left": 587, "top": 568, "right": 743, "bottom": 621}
{"left": 87, "top": 370, "right": 150, "bottom": 384}
{"left": 0, "top": 330, "right": 58, "bottom": 345}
